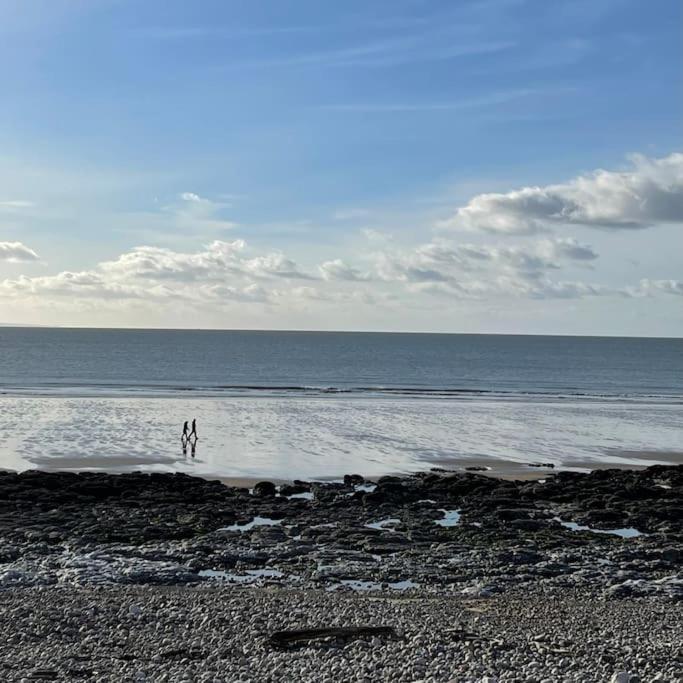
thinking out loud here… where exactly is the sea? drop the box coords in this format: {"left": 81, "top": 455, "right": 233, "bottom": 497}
{"left": 0, "top": 328, "right": 681, "bottom": 480}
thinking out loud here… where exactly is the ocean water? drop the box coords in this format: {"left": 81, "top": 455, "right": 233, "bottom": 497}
{"left": 0, "top": 328, "right": 681, "bottom": 479}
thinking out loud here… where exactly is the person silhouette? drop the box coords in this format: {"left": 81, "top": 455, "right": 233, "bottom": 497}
{"left": 182, "top": 420, "right": 189, "bottom": 443}
{"left": 189, "top": 418, "right": 198, "bottom": 440}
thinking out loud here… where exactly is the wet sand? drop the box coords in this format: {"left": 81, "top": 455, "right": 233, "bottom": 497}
{"left": 3, "top": 393, "right": 682, "bottom": 482}
{"left": 198, "top": 451, "right": 683, "bottom": 488}
{"left": 14, "top": 449, "right": 683, "bottom": 488}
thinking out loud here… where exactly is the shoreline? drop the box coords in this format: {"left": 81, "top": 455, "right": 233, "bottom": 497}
{"left": 4, "top": 448, "right": 683, "bottom": 487}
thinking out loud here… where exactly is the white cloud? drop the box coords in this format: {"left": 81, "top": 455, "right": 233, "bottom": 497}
{"left": 0, "top": 200, "right": 34, "bottom": 210}
{"left": 537, "top": 237, "right": 598, "bottom": 262}
{"left": 0, "top": 241, "right": 39, "bottom": 262}
{"left": 179, "top": 192, "right": 203, "bottom": 202}
{"left": 442, "top": 153, "right": 683, "bottom": 234}
{"left": 199, "top": 283, "right": 269, "bottom": 303}
{"left": 0, "top": 240, "right": 314, "bottom": 305}
{"left": 243, "top": 253, "right": 314, "bottom": 280}
{"left": 375, "top": 237, "right": 598, "bottom": 285}
{"left": 319, "top": 259, "right": 368, "bottom": 281}
{"left": 369, "top": 236, "right": 607, "bottom": 300}
{"left": 362, "top": 228, "right": 393, "bottom": 243}
{"left": 636, "top": 279, "right": 683, "bottom": 297}
{"left": 99, "top": 240, "right": 248, "bottom": 282}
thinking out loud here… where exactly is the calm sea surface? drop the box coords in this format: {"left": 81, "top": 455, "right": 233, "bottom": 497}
{"left": 0, "top": 329, "right": 681, "bottom": 478}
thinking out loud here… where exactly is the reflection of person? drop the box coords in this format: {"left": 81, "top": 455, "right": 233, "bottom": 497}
{"left": 182, "top": 421, "right": 189, "bottom": 441}
{"left": 190, "top": 439, "right": 196, "bottom": 458}
{"left": 189, "top": 418, "right": 198, "bottom": 440}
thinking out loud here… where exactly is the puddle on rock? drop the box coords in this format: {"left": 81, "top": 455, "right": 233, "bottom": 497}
{"left": 554, "top": 518, "right": 646, "bottom": 538}
{"left": 219, "top": 517, "right": 284, "bottom": 533}
{"left": 435, "top": 510, "right": 461, "bottom": 527}
{"left": 345, "top": 483, "right": 378, "bottom": 497}
{"left": 365, "top": 518, "right": 401, "bottom": 531}
{"left": 287, "top": 492, "right": 314, "bottom": 500}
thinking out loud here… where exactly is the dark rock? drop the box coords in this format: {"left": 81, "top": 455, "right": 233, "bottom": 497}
{"left": 376, "top": 476, "right": 403, "bottom": 486}
{"left": 580, "top": 509, "right": 625, "bottom": 525}
{"left": 280, "top": 484, "right": 309, "bottom": 497}
{"left": 661, "top": 548, "right": 681, "bottom": 564}
{"left": 253, "top": 481, "right": 277, "bottom": 497}
{"left": 495, "top": 509, "right": 533, "bottom": 521}
{"left": 510, "top": 519, "right": 546, "bottom": 531}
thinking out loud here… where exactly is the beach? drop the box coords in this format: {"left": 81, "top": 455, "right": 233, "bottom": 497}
{"left": 2, "top": 584, "right": 679, "bottom": 682}
{"left": 3, "top": 0, "right": 682, "bottom": 675}
{"left": 1, "top": 330, "right": 682, "bottom": 680}
{"left": 0, "top": 465, "right": 680, "bottom": 681}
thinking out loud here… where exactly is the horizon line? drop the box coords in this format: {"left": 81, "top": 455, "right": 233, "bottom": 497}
{"left": 0, "top": 324, "right": 680, "bottom": 341}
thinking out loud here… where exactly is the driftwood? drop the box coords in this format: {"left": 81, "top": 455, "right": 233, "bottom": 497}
{"left": 269, "top": 626, "right": 397, "bottom": 648}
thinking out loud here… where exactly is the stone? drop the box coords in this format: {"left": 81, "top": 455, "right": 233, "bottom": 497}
{"left": 661, "top": 548, "right": 681, "bottom": 564}
{"left": 609, "top": 673, "right": 634, "bottom": 683}
{"left": 252, "top": 481, "right": 277, "bottom": 497}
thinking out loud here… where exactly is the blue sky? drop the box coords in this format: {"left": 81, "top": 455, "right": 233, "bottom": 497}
{"left": 0, "top": 0, "right": 681, "bottom": 334}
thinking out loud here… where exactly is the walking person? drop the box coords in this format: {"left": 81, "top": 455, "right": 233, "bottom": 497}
{"left": 189, "top": 418, "right": 198, "bottom": 440}
{"left": 182, "top": 420, "right": 189, "bottom": 443}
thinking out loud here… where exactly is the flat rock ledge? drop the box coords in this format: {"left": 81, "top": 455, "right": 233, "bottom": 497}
{"left": 0, "top": 465, "right": 680, "bottom": 599}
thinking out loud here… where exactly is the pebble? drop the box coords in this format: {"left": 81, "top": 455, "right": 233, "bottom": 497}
{"left": 0, "top": 584, "right": 679, "bottom": 682}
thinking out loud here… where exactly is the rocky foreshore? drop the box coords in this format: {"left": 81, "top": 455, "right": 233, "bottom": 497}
{"left": 0, "top": 465, "right": 680, "bottom": 598}
{"left": 0, "top": 465, "right": 681, "bottom": 681}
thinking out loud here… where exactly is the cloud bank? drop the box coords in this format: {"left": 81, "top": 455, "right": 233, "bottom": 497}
{"left": 0, "top": 233, "right": 671, "bottom": 310}
{"left": 443, "top": 153, "right": 683, "bottom": 235}
{"left": 1, "top": 153, "right": 680, "bottom": 331}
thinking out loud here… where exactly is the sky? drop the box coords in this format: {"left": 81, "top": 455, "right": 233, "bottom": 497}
{"left": 0, "top": 0, "right": 681, "bottom": 335}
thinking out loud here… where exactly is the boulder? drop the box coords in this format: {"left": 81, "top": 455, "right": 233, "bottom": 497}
{"left": 252, "top": 481, "right": 277, "bottom": 497}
